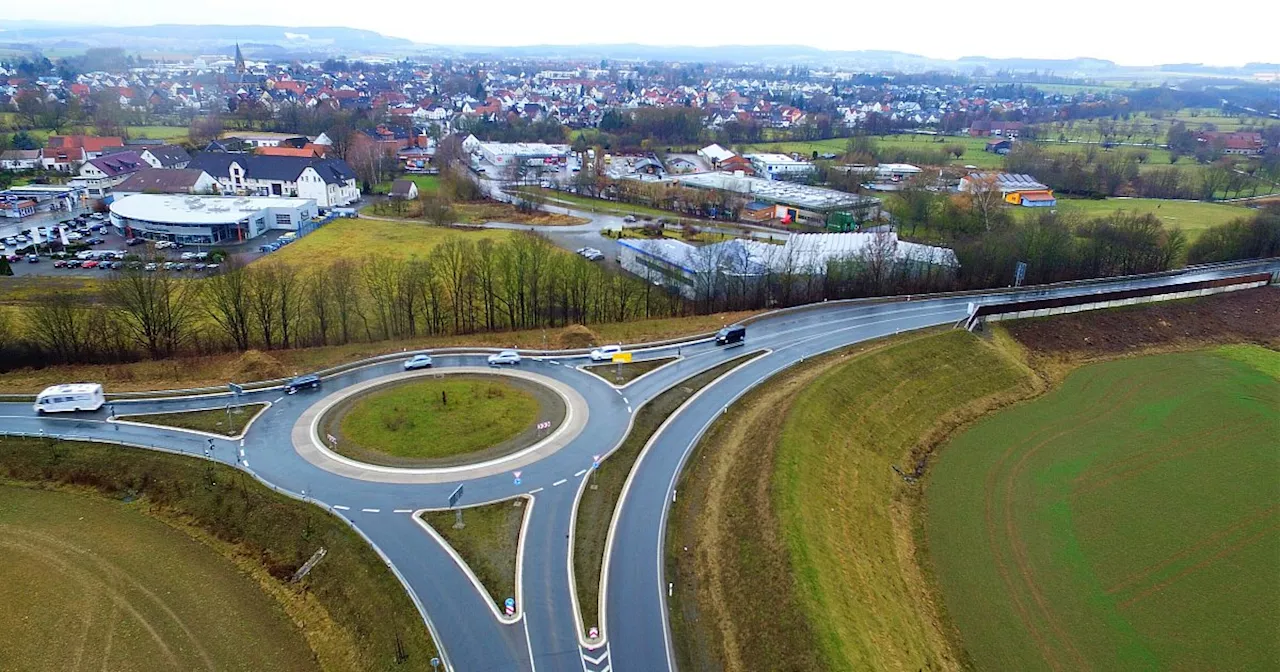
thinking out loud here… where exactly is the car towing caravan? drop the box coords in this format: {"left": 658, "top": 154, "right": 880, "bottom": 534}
{"left": 34, "top": 383, "right": 105, "bottom": 414}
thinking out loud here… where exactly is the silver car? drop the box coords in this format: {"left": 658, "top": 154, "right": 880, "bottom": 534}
{"left": 404, "top": 354, "right": 433, "bottom": 370}
{"left": 487, "top": 350, "right": 521, "bottom": 365}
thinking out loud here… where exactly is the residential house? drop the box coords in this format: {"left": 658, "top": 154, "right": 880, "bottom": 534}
{"left": 71, "top": 151, "right": 148, "bottom": 198}
{"left": 985, "top": 138, "right": 1014, "bottom": 155}
{"left": 187, "top": 153, "right": 360, "bottom": 208}
{"left": 389, "top": 179, "right": 419, "bottom": 200}
{"left": 113, "top": 168, "right": 218, "bottom": 197}
{"left": 105, "top": 144, "right": 191, "bottom": 169}
{"left": 698, "top": 143, "right": 736, "bottom": 167}
{"left": 46, "top": 135, "right": 124, "bottom": 159}
{"left": 0, "top": 149, "right": 41, "bottom": 171}
{"left": 41, "top": 147, "right": 87, "bottom": 173}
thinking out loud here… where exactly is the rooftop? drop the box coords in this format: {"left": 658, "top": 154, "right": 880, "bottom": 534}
{"left": 677, "top": 172, "right": 877, "bottom": 212}
{"left": 111, "top": 194, "right": 314, "bottom": 225}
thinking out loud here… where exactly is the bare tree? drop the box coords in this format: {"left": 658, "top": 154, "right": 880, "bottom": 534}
{"left": 204, "top": 260, "right": 254, "bottom": 350}
{"left": 105, "top": 269, "right": 196, "bottom": 359}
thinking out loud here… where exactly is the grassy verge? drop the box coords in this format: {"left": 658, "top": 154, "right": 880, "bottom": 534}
{"left": 573, "top": 350, "right": 764, "bottom": 634}
{"left": 0, "top": 310, "right": 761, "bottom": 394}
{"left": 0, "top": 437, "right": 438, "bottom": 671}
{"left": 419, "top": 499, "right": 526, "bottom": 609}
{"left": 0, "top": 483, "right": 319, "bottom": 672}
{"left": 335, "top": 377, "right": 538, "bottom": 460}
{"left": 667, "top": 330, "right": 1037, "bottom": 671}
{"left": 117, "top": 402, "right": 267, "bottom": 436}
{"left": 258, "top": 218, "right": 513, "bottom": 268}
{"left": 581, "top": 357, "right": 676, "bottom": 385}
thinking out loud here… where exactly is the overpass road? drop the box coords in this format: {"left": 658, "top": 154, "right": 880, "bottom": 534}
{"left": 1, "top": 258, "right": 1275, "bottom": 672}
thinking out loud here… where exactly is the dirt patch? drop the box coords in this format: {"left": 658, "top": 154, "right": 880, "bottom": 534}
{"left": 222, "top": 350, "right": 289, "bottom": 382}
{"left": 557, "top": 324, "right": 600, "bottom": 349}
{"left": 319, "top": 374, "right": 566, "bottom": 468}
{"left": 1003, "top": 287, "right": 1280, "bottom": 368}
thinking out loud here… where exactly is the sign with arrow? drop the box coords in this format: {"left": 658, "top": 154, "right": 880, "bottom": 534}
{"left": 448, "top": 484, "right": 464, "bottom": 508}
{"left": 513, "top": 471, "right": 522, "bottom": 486}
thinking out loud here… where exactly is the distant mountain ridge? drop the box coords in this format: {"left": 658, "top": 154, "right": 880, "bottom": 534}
{"left": 0, "top": 23, "right": 1275, "bottom": 76}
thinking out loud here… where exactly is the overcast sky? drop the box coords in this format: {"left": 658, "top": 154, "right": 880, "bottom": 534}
{"left": 7, "top": 0, "right": 1280, "bottom": 67}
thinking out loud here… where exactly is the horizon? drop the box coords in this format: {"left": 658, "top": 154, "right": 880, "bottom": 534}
{"left": 4, "top": 0, "right": 1280, "bottom": 69}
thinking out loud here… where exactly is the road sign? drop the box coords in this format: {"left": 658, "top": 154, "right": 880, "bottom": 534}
{"left": 326, "top": 433, "right": 338, "bottom": 446}
{"left": 588, "top": 626, "right": 599, "bottom": 639}
{"left": 504, "top": 597, "right": 515, "bottom": 616}
{"left": 513, "top": 471, "right": 522, "bottom": 486}
{"left": 592, "top": 454, "right": 601, "bottom": 469}
{"left": 611, "top": 351, "right": 633, "bottom": 364}
{"left": 448, "top": 484, "right": 464, "bottom": 508}
{"left": 1014, "top": 261, "right": 1027, "bottom": 287}
{"left": 228, "top": 382, "right": 245, "bottom": 396}
{"left": 430, "top": 657, "right": 441, "bottom": 671}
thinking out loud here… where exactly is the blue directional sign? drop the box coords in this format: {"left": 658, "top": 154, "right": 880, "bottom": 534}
{"left": 448, "top": 484, "right": 464, "bottom": 508}
{"left": 228, "top": 382, "right": 245, "bottom": 396}
{"left": 592, "top": 454, "right": 601, "bottom": 469}
{"left": 513, "top": 471, "right": 522, "bottom": 486}
{"left": 504, "top": 597, "right": 515, "bottom": 609}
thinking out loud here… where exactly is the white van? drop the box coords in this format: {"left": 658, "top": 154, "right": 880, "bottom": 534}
{"left": 34, "top": 384, "right": 106, "bottom": 414}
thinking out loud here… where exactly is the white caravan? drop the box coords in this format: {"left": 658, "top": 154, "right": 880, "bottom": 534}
{"left": 34, "top": 384, "right": 106, "bottom": 414}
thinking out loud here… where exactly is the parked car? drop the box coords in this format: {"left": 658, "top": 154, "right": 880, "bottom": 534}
{"left": 144, "top": 262, "right": 158, "bottom": 271}
{"left": 26, "top": 254, "right": 39, "bottom": 263}
{"left": 487, "top": 350, "right": 522, "bottom": 365}
{"left": 192, "top": 263, "right": 206, "bottom": 271}
{"left": 172, "top": 262, "right": 187, "bottom": 271}
{"left": 85, "top": 237, "right": 104, "bottom": 246}
{"left": 204, "top": 263, "right": 220, "bottom": 271}
{"left": 623, "top": 215, "right": 637, "bottom": 223}
{"left": 284, "top": 374, "right": 321, "bottom": 394}
{"left": 590, "top": 344, "right": 622, "bottom": 362}
{"left": 6, "top": 254, "right": 21, "bottom": 262}
{"left": 53, "top": 260, "right": 66, "bottom": 268}
{"left": 403, "top": 354, "right": 434, "bottom": 370}
{"left": 125, "top": 237, "right": 144, "bottom": 246}
{"left": 64, "top": 259, "right": 81, "bottom": 268}
{"left": 82, "top": 260, "right": 99, "bottom": 269}
{"left": 4, "top": 237, "right": 17, "bottom": 246}
{"left": 576, "top": 247, "right": 604, "bottom": 261}
{"left": 180, "top": 252, "right": 196, "bottom": 260}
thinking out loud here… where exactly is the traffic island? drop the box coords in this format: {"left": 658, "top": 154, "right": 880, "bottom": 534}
{"left": 419, "top": 497, "right": 529, "bottom": 618}
{"left": 115, "top": 402, "right": 269, "bottom": 437}
{"left": 581, "top": 356, "right": 677, "bottom": 385}
{"left": 318, "top": 374, "right": 566, "bottom": 469}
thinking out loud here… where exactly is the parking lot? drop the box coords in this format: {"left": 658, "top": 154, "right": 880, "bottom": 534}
{"left": 1, "top": 213, "right": 290, "bottom": 277}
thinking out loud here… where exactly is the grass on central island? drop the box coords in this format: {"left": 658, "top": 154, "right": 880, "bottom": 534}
{"left": 117, "top": 403, "right": 268, "bottom": 436}
{"left": 420, "top": 499, "right": 527, "bottom": 610}
{"left": 334, "top": 376, "right": 540, "bottom": 463}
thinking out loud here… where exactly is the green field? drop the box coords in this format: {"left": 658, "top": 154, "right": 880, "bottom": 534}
{"left": 374, "top": 175, "right": 440, "bottom": 196}
{"left": 0, "top": 485, "right": 318, "bottom": 672}
{"left": 335, "top": 376, "right": 541, "bottom": 463}
{"left": 926, "top": 348, "right": 1280, "bottom": 671}
{"left": 258, "top": 218, "right": 511, "bottom": 268}
{"left": 745, "top": 135, "right": 1005, "bottom": 169}
{"left": 1014, "top": 197, "right": 1254, "bottom": 239}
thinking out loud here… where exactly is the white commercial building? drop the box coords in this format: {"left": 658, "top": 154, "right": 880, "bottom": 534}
{"left": 744, "top": 153, "right": 816, "bottom": 180}
{"left": 109, "top": 194, "right": 317, "bottom": 245}
{"left": 476, "top": 141, "right": 570, "bottom": 167}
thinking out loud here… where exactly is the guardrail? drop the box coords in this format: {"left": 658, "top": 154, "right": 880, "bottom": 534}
{"left": 1, "top": 257, "right": 1275, "bottom": 403}
{"left": 962, "top": 272, "right": 1274, "bottom": 331}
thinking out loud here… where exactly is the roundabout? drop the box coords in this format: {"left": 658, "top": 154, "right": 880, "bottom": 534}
{"left": 290, "top": 366, "right": 590, "bottom": 483}
{"left": 319, "top": 374, "right": 566, "bottom": 468}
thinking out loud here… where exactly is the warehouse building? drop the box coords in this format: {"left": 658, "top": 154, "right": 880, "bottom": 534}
{"left": 109, "top": 194, "right": 317, "bottom": 245}
{"left": 677, "top": 172, "right": 881, "bottom": 227}
{"left": 475, "top": 141, "right": 570, "bottom": 167}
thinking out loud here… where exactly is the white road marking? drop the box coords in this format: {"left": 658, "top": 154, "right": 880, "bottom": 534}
{"left": 621, "top": 396, "right": 629, "bottom": 404}
{"left": 626, "top": 405, "right": 632, "bottom": 414}
{"left": 361, "top": 508, "right": 380, "bottom": 513}
{"left": 241, "top": 460, "right": 249, "bottom": 468}
{"left": 553, "top": 478, "right": 568, "bottom": 487}
{"left": 614, "top": 389, "right": 623, "bottom": 396}
{"left": 238, "top": 449, "right": 245, "bottom": 458}
{"left": 548, "top": 360, "right": 559, "bottom": 365}
{"left": 273, "top": 396, "right": 284, "bottom": 404}
{"left": 393, "top": 509, "right": 413, "bottom": 514}
{"left": 574, "top": 469, "right": 587, "bottom": 477}
{"left": 333, "top": 505, "right": 350, "bottom": 511}
{"left": 528, "top": 487, "right": 544, "bottom": 494}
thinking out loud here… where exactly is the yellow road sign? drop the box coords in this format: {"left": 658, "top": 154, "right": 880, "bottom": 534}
{"left": 611, "top": 352, "right": 633, "bottom": 363}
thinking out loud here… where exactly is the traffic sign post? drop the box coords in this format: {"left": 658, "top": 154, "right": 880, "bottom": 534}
{"left": 449, "top": 484, "right": 465, "bottom": 529}
{"left": 504, "top": 597, "right": 515, "bottom": 617}
{"left": 430, "top": 657, "right": 441, "bottom": 671}
{"left": 513, "top": 471, "right": 522, "bottom": 486}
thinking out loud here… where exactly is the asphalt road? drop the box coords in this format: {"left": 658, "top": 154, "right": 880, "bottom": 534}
{"left": 1, "top": 258, "right": 1275, "bottom": 672}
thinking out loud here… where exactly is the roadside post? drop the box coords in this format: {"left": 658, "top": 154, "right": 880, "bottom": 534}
{"left": 504, "top": 597, "right": 515, "bottom": 617}
{"left": 590, "top": 454, "right": 601, "bottom": 490}
{"left": 611, "top": 351, "right": 633, "bottom": 382}
{"left": 430, "top": 657, "right": 441, "bottom": 671}
{"left": 449, "top": 484, "right": 465, "bottom": 529}
{"left": 513, "top": 471, "right": 522, "bottom": 486}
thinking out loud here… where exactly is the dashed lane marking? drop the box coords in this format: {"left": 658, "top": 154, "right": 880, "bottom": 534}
{"left": 528, "top": 487, "right": 544, "bottom": 494}
{"left": 273, "top": 396, "right": 284, "bottom": 404}
{"left": 333, "top": 505, "right": 350, "bottom": 511}
{"left": 393, "top": 509, "right": 413, "bottom": 514}
{"left": 361, "top": 508, "right": 381, "bottom": 513}
{"left": 574, "top": 469, "right": 587, "bottom": 477}
{"left": 626, "top": 405, "right": 632, "bottom": 414}
{"left": 621, "top": 396, "right": 629, "bottom": 404}
{"left": 553, "top": 479, "right": 568, "bottom": 487}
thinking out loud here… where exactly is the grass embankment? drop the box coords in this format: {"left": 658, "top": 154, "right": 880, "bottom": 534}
{"left": 329, "top": 376, "right": 547, "bottom": 467}
{"left": 926, "top": 348, "right": 1280, "bottom": 671}
{"left": 0, "top": 438, "right": 438, "bottom": 671}
{"left": 372, "top": 175, "right": 441, "bottom": 196}
{"left": 582, "top": 356, "right": 676, "bottom": 385}
{"left": 0, "top": 311, "right": 760, "bottom": 394}
{"left": 420, "top": 499, "right": 526, "bottom": 609}
{"left": 667, "top": 330, "right": 1037, "bottom": 672}
{"left": 574, "top": 350, "right": 763, "bottom": 634}
{"left": 257, "top": 218, "right": 513, "bottom": 269}
{"left": 0, "top": 484, "right": 318, "bottom": 672}
{"left": 363, "top": 198, "right": 587, "bottom": 226}
{"left": 117, "top": 402, "right": 268, "bottom": 436}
